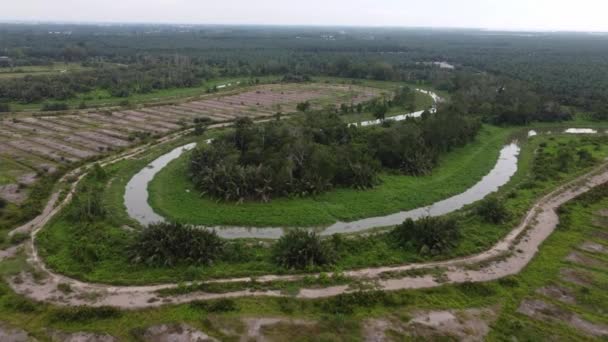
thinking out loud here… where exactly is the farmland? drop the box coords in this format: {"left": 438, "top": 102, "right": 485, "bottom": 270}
{"left": 0, "top": 81, "right": 381, "bottom": 210}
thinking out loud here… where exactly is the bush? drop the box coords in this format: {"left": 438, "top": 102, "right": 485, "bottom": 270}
{"left": 272, "top": 230, "right": 335, "bottom": 269}
{"left": 0, "top": 102, "right": 10, "bottom": 112}
{"left": 41, "top": 102, "right": 69, "bottom": 111}
{"left": 190, "top": 298, "right": 238, "bottom": 312}
{"left": 9, "top": 232, "right": 29, "bottom": 245}
{"left": 392, "top": 216, "right": 460, "bottom": 255}
{"left": 457, "top": 281, "right": 496, "bottom": 297}
{"left": 0, "top": 197, "right": 7, "bottom": 210}
{"left": 67, "top": 185, "right": 107, "bottom": 222}
{"left": 318, "top": 291, "right": 398, "bottom": 314}
{"left": 3, "top": 296, "right": 38, "bottom": 313}
{"left": 50, "top": 306, "right": 121, "bottom": 323}
{"left": 476, "top": 197, "right": 510, "bottom": 224}
{"left": 130, "top": 222, "right": 225, "bottom": 267}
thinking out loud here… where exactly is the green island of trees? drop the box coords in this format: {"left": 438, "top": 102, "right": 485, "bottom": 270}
{"left": 189, "top": 108, "right": 480, "bottom": 202}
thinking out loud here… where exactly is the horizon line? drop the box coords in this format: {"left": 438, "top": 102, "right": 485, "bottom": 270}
{"left": 0, "top": 19, "right": 607, "bottom": 34}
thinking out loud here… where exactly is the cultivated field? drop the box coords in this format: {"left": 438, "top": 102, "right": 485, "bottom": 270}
{"left": 0, "top": 83, "right": 380, "bottom": 204}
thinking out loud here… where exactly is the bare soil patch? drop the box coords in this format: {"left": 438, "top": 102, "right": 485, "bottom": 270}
{"left": 565, "top": 252, "right": 606, "bottom": 269}
{"left": 579, "top": 241, "right": 607, "bottom": 254}
{"left": 0, "top": 323, "right": 33, "bottom": 342}
{"left": 407, "top": 308, "right": 497, "bottom": 341}
{"left": 536, "top": 285, "right": 577, "bottom": 304}
{"left": 363, "top": 308, "right": 498, "bottom": 342}
{"left": 136, "top": 323, "right": 218, "bottom": 342}
{"left": 246, "top": 318, "right": 316, "bottom": 342}
{"left": 48, "top": 330, "right": 117, "bottom": 342}
{"left": 560, "top": 268, "right": 595, "bottom": 287}
{"left": 518, "top": 299, "right": 608, "bottom": 337}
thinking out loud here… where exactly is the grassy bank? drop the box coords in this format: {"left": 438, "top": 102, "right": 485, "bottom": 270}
{"left": 2, "top": 172, "right": 608, "bottom": 341}
{"left": 149, "top": 125, "right": 512, "bottom": 227}
{"left": 34, "top": 129, "right": 608, "bottom": 285}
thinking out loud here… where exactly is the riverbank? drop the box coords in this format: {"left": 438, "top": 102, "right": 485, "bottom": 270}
{"left": 148, "top": 125, "right": 512, "bottom": 228}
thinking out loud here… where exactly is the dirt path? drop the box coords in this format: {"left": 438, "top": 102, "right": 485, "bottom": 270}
{"left": 5, "top": 155, "right": 608, "bottom": 307}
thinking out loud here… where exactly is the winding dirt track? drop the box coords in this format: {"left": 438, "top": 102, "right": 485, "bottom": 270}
{"left": 3, "top": 88, "right": 608, "bottom": 308}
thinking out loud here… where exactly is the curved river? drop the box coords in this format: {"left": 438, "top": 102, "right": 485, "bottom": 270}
{"left": 125, "top": 141, "right": 520, "bottom": 239}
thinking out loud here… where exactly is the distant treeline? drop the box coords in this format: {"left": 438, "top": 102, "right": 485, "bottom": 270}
{"left": 1, "top": 24, "right": 607, "bottom": 118}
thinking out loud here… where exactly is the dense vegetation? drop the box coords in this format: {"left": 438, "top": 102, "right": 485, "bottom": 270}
{"left": 130, "top": 222, "right": 225, "bottom": 267}
{"left": 37, "top": 131, "right": 608, "bottom": 284}
{"left": 2, "top": 24, "right": 608, "bottom": 120}
{"left": 189, "top": 108, "right": 480, "bottom": 202}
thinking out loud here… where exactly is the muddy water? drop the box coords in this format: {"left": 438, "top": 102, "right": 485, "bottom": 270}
{"left": 124, "top": 143, "right": 197, "bottom": 226}
{"left": 124, "top": 141, "right": 520, "bottom": 239}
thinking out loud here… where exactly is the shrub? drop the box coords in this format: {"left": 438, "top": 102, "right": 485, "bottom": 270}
{"left": 41, "top": 102, "right": 69, "bottom": 111}
{"left": 67, "top": 185, "right": 107, "bottom": 222}
{"left": 3, "top": 296, "right": 38, "bottom": 313}
{"left": 190, "top": 298, "right": 238, "bottom": 312}
{"left": 272, "top": 230, "right": 335, "bottom": 269}
{"left": 50, "top": 306, "right": 121, "bottom": 323}
{"left": 0, "top": 102, "right": 10, "bottom": 112}
{"left": 476, "top": 197, "right": 510, "bottom": 224}
{"left": 392, "top": 216, "right": 460, "bottom": 255}
{"left": 0, "top": 197, "right": 7, "bottom": 210}
{"left": 130, "top": 222, "right": 225, "bottom": 267}
{"left": 318, "top": 291, "right": 398, "bottom": 314}
{"left": 457, "top": 281, "right": 496, "bottom": 297}
{"left": 9, "top": 232, "right": 29, "bottom": 245}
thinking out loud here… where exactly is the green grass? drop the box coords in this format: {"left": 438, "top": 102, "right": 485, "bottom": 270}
{"left": 2, "top": 179, "right": 608, "bottom": 341}
{"left": 149, "top": 125, "right": 512, "bottom": 227}
{"left": 0, "top": 63, "right": 91, "bottom": 80}
{"left": 8, "top": 76, "right": 267, "bottom": 112}
{"left": 35, "top": 132, "right": 608, "bottom": 286}
{"left": 340, "top": 90, "right": 434, "bottom": 123}
{"left": 0, "top": 157, "right": 33, "bottom": 186}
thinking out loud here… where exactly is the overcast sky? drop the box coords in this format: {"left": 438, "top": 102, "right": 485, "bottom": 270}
{"left": 2, "top": 0, "right": 606, "bottom": 32}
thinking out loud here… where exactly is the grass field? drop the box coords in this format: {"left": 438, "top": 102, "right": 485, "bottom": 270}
{"left": 34, "top": 127, "right": 608, "bottom": 286}
{"left": 0, "top": 63, "right": 91, "bottom": 80}
{"left": 2, "top": 163, "right": 608, "bottom": 341}
{"left": 5, "top": 75, "right": 429, "bottom": 114}
{"left": 148, "top": 125, "right": 512, "bottom": 227}
{"left": 7, "top": 76, "right": 264, "bottom": 112}
{"left": 0, "top": 157, "right": 32, "bottom": 186}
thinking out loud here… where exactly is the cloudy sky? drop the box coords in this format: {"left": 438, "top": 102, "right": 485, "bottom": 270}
{"left": 2, "top": 0, "right": 606, "bottom": 32}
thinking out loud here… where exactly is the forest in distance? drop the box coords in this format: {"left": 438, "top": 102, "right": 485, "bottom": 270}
{"left": 0, "top": 24, "right": 607, "bottom": 119}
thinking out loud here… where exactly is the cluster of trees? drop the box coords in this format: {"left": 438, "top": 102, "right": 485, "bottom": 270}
{"left": 190, "top": 109, "right": 480, "bottom": 202}
{"left": 3, "top": 24, "right": 608, "bottom": 119}
{"left": 189, "top": 115, "right": 380, "bottom": 202}
{"left": 447, "top": 74, "right": 573, "bottom": 125}
{"left": 392, "top": 216, "right": 460, "bottom": 256}
{"left": 0, "top": 62, "right": 216, "bottom": 104}
{"left": 272, "top": 230, "right": 335, "bottom": 269}
{"left": 533, "top": 144, "right": 596, "bottom": 182}
{"left": 130, "top": 222, "right": 225, "bottom": 267}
